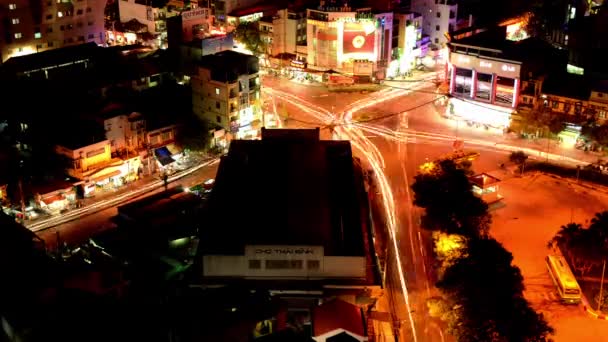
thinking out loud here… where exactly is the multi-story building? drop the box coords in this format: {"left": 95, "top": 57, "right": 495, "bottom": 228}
{"left": 410, "top": 0, "right": 457, "bottom": 47}
{"left": 191, "top": 50, "right": 261, "bottom": 140}
{"left": 0, "top": 0, "right": 106, "bottom": 62}
{"left": 268, "top": 8, "right": 307, "bottom": 57}
{"left": 390, "top": 11, "right": 429, "bottom": 76}
{"left": 446, "top": 27, "right": 562, "bottom": 131}
{"left": 166, "top": 7, "right": 214, "bottom": 49}
{"left": 118, "top": 0, "right": 181, "bottom": 48}
{"left": 55, "top": 136, "right": 112, "bottom": 177}
{"left": 540, "top": 75, "right": 608, "bottom": 123}
{"left": 212, "top": 0, "right": 262, "bottom": 26}
{"left": 306, "top": 5, "right": 393, "bottom": 79}
{"left": 198, "top": 128, "right": 380, "bottom": 291}
{"left": 99, "top": 109, "right": 147, "bottom": 154}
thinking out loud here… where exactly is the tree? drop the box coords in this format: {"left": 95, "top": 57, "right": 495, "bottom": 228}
{"left": 412, "top": 159, "right": 491, "bottom": 237}
{"left": 589, "top": 211, "right": 608, "bottom": 250}
{"left": 234, "top": 22, "right": 267, "bottom": 56}
{"left": 175, "top": 113, "right": 211, "bottom": 152}
{"left": 509, "top": 151, "right": 528, "bottom": 165}
{"left": 438, "top": 237, "right": 554, "bottom": 342}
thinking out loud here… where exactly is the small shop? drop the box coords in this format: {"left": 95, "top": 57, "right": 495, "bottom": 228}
{"left": 469, "top": 173, "right": 503, "bottom": 204}
{"left": 154, "top": 144, "right": 184, "bottom": 173}
{"left": 446, "top": 97, "right": 513, "bottom": 132}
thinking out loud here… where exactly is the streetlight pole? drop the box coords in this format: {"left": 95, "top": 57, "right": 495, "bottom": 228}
{"left": 599, "top": 260, "right": 606, "bottom": 312}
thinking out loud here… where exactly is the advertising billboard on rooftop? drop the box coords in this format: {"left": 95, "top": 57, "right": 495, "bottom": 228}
{"left": 342, "top": 22, "right": 375, "bottom": 56}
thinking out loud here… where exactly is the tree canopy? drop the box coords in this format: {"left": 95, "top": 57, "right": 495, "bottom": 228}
{"left": 234, "top": 22, "right": 268, "bottom": 56}
{"left": 412, "top": 159, "right": 490, "bottom": 237}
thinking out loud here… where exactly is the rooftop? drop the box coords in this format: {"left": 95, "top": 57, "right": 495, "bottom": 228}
{"left": 469, "top": 173, "right": 501, "bottom": 188}
{"left": 312, "top": 299, "right": 365, "bottom": 338}
{"left": 1, "top": 43, "right": 99, "bottom": 75}
{"left": 57, "top": 122, "right": 108, "bottom": 150}
{"left": 542, "top": 73, "right": 592, "bottom": 100}
{"left": 198, "top": 50, "right": 259, "bottom": 82}
{"left": 200, "top": 128, "right": 367, "bottom": 257}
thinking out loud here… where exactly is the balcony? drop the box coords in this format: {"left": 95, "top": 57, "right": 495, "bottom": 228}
{"left": 229, "top": 90, "right": 238, "bottom": 98}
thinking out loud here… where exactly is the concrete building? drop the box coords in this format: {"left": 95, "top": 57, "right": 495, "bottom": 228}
{"left": 446, "top": 27, "right": 563, "bottom": 131}
{"left": 410, "top": 0, "right": 457, "bottom": 47}
{"left": 198, "top": 128, "right": 380, "bottom": 290}
{"left": 99, "top": 108, "right": 147, "bottom": 154}
{"left": 166, "top": 7, "right": 214, "bottom": 49}
{"left": 118, "top": 0, "right": 181, "bottom": 48}
{"left": 0, "top": 0, "right": 106, "bottom": 62}
{"left": 212, "top": 0, "right": 263, "bottom": 26}
{"left": 390, "top": 11, "right": 429, "bottom": 76}
{"left": 191, "top": 50, "right": 261, "bottom": 141}
{"left": 263, "top": 8, "right": 307, "bottom": 57}
{"left": 306, "top": 5, "right": 393, "bottom": 79}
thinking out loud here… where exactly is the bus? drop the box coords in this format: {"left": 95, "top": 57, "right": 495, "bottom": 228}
{"left": 545, "top": 255, "right": 582, "bottom": 304}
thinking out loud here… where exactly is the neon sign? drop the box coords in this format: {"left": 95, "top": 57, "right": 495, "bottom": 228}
{"left": 479, "top": 61, "right": 492, "bottom": 68}
{"left": 502, "top": 64, "right": 515, "bottom": 72}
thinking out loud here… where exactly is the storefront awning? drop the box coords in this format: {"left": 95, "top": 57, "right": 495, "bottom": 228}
{"left": 41, "top": 194, "right": 65, "bottom": 206}
{"left": 155, "top": 147, "right": 175, "bottom": 166}
{"left": 166, "top": 143, "right": 182, "bottom": 156}
{"left": 90, "top": 170, "right": 122, "bottom": 183}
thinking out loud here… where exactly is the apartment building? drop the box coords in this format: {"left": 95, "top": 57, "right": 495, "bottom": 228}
{"left": 392, "top": 11, "right": 429, "bottom": 75}
{"left": 192, "top": 50, "right": 261, "bottom": 140}
{"left": 264, "top": 8, "right": 307, "bottom": 57}
{"left": 118, "top": 0, "right": 181, "bottom": 48}
{"left": 212, "top": 0, "right": 262, "bottom": 26}
{"left": 100, "top": 110, "right": 147, "bottom": 154}
{"left": 1, "top": 0, "right": 106, "bottom": 62}
{"left": 410, "top": 0, "right": 457, "bottom": 47}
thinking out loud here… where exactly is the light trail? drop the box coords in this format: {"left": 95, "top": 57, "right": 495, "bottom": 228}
{"left": 27, "top": 158, "right": 220, "bottom": 232}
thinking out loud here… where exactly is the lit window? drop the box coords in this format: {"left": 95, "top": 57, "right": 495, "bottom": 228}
{"left": 215, "top": 88, "right": 220, "bottom": 95}
{"left": 14, "top": 32, "right": 22, "bottom": 39}
{"left": 11, "top": 18, "right": 19, "bottom": 24}
{"left": 34, "top": 32, "right": 41, "bottom": 38}
{"left": 9, "top": 3, "right": 17, "bottom": 10}
{"left": 57, "top": 11, "right": 63, "bottom": 17}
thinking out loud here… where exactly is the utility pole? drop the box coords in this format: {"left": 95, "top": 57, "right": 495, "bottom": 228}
{"left": 599, "top": 260, "right": 606, "bottom": 312}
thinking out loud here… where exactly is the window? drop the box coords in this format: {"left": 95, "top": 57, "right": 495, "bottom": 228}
{"left": 14, "top": 32, "right": 22, "bottom": 39}
{"left": 77, "top": 9, "right": 83, "bottom": 15}
{"left": 436, "top": 12, "right": 441, "bottom": 18}
{"left": 60, "top": 25, "right": 64, "bottom": 31}
{"left": 215, "top": 101, "right": 220, "bottom": 109}
{"left": 11, "top": 18, "right": 19, "bottom": 24}
{"left": 46, "top": 14, "right": 53, "bottom": 20}
{"left": 9, "top": 4, "right": 17, "bottom": 10}
{"left": 77, "top": 22, "right": 83, "bottom": 27}
{"left": 215, "top": 87, "right": 220, "bottom": 95}
{"left": 67, "top": 24, "right": 73, "bottom": 30}
{"left": 88, "top": 21, "right": 93, "bottom": 26}
{"left": 36, "top": 44, "right": 43, "bottom": 49}
{"left": 78, "top": 35, "right": 84, "bottom": 41}
{"left": 307, "top": 260, "right": 320, "bottom": 270}
{"left": 34, "top": 32, "right": 41, "bottom": 39}
{"left": 552, "top": 101, "right": 559, "bottom": 109}
{"left": 57, "top": 11, "right": 63, "bottom": 17}
{"left": 216, "top": 115, "right": 221, "bottom": 123}
{"left": 434, "top": 38, "right": 439, "bottom": 43}
{"left": 86, "top": 7, "right": 91, "bottom": 12}
{"left": 248, "top": 260, "right": 261, "bottom": 269}
{"left": 46, "top": 26, "right": 53, "bottom": 33}
{"left": 436, "top": 25, "right": 440, "bottom": 31}
{"left": 47, "top": 41, "right": 53, "bottom": 47}
{"left": 265, "top": 260, "right": 303, "bottom": 269}
{"left": 88, "top": 33, "right": 94, "bottom": 39}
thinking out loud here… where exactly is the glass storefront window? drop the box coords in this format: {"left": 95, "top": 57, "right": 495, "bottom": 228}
{"left": 495, "top": 76, "right": 515, "bottom": 106}
{"left": 475, "top": 72, "right": 492, "bottom": 101}
{"left": 454, "top": 68, "right": 472, "bottom": 97}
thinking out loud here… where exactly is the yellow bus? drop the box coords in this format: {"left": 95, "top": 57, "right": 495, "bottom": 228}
{"left": 546, "top": 255, "right": 582, "bottom": 304}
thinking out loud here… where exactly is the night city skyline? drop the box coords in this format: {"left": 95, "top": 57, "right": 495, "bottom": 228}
{"left": 2, "top": 0, "right": 608, "bottom": 341}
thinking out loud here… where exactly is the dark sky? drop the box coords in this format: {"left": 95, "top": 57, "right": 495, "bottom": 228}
{"left": 458, "top": 0, "right": 533, "bottom": 24}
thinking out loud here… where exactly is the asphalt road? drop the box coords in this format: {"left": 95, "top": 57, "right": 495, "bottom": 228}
{"left": 38, "top": 161, "right": 220, "bottom": 250}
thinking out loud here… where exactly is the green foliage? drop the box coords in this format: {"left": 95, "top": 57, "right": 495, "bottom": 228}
{"left": 234, "top": 22, "right": 267, "bottom": 56}
{"left": 438, "top": 237, "right": 554, "bottom": 342}
{"left": 412, "top": 159, "right": 490, "bottom": 237}
{"left": 509, "top": 151, "right": 528, "bottom": 165}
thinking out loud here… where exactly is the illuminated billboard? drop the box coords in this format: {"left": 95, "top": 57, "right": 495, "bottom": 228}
{"left": 342, "top": 22, "right": 375, "bottom": 55}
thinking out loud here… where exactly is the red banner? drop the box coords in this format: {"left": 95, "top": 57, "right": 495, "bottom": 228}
{"left": 342, "top": 24, "right": 375, "bottom": 55}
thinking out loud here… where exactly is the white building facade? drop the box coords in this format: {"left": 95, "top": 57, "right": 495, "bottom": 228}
{"left": 410, "top": 0, "right": 457, "bottom": 47}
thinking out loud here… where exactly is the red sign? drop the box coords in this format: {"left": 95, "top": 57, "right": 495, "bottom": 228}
{"left": 342, "top": 23, "right": 375, "bottom": 55}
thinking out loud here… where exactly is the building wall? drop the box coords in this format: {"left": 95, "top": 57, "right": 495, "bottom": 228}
{"left": 202, "top": 245, "right": 367, "bottom": 279}
{"left": 1, "top": 0, "right": 105, "bottom": 62}
{"left": 192, "top": 62, "right": 261, "bottom": 138}
{"left": 213, "top": 0, "right": 261, "bottom": 25}
{"left": 55, "top": 140, "right": 111, "bottom": 172}
{"left": 104, "top": 115, "right": 128, "bottom": 153}
{"left": 271, "top": 9, "right": 306, "bottom": 56}
{"left": 411, "top": 0, "right": 457, "bottom": 47}
{"left": 118, "top": 0, "right": 175, "bottom": 35}
{"left": 146, "top": 125, "right": 177, "bottom": 148}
